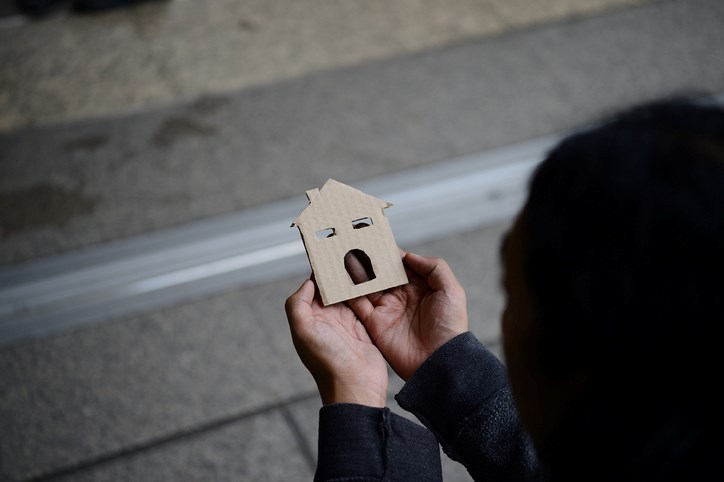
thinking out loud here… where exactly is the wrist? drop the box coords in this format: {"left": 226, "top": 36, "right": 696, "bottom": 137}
{"left": 319, "top": 381, "right": 387, "bottom": 408}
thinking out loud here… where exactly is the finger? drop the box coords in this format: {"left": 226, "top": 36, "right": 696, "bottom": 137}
{"left": 307, "top": 275, "right": 327, "bottom": 308}
{"left": 285, "top": 279, "right": 315, "bottom": 323}
{"left": 344, "top": 250, "right": 386, "bottom": 305}
{"left": 403, "top": 252, "right": 461, "bottom": 292}
{"left": 399, "top": 248, "right": 429, "bottom": 283}
{"left": 345, "top": 294, "right": 375, "bottom": 323}
{"left": 344, "top": 250, "right": 373, "bottom": 284}
{"left": 344, "top": 251, "right": 368, "bottom": 284}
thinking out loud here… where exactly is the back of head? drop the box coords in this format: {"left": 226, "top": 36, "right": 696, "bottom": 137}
{"left": 522, "top": 96, "right": 724, "bottom": 480}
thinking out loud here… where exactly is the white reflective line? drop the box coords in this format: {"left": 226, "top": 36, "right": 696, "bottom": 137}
{"left": 128, "top": 241, "right": 305, "bottom": 294}
{"left": 0, "top": 220, "right": 295, "bottom": 307}
{"left": 0, "top": 135, "right": 554, "bottom": 346}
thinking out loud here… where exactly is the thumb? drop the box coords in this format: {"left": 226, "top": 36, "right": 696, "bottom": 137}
{"left": 285, "top": 279, "right": 315, "bottom": 321}
{"left": 403, "top": 252, "right": 461, "bottom": 292}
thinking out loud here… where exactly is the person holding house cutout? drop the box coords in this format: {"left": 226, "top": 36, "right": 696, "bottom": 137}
{"left": 285, "top": 96, "right": 724, "bottom": 481}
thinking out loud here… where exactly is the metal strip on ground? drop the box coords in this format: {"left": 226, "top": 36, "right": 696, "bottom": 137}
{"left": 0, "top": 134, "right": 557, "bottom": 346}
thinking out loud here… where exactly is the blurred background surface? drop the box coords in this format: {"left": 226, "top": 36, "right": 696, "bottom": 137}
{"left": 1, "top": 0, "right": 724, "bottom": 480}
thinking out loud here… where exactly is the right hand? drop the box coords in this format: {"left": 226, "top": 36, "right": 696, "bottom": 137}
{"left": 285, "top": 279, "right": 389, "bottom": 408}
{"left": 345, "top": 250, "right": 468, "bottom": 380}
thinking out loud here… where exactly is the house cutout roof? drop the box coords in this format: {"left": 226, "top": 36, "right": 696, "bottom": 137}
{"left": 291, "top": 179, "right": 408, "bottom": 305}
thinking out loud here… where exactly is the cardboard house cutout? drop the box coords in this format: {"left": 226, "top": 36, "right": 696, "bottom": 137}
{"left": 291, "top": 179, "right": 408, "bottom": 306}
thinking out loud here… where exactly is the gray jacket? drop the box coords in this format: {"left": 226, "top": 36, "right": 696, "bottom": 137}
{"left": 315, "top": 332, "right": 542, "bottom": 481}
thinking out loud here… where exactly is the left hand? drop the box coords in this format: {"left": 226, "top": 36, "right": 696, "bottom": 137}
{"left": 345, "top": 250, "right": 468, "bottom": 381}
{"left": 285, "top": 278, "right": 388, "bottom": 407}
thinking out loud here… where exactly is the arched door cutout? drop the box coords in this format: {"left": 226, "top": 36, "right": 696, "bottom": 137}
{"left": 344, "top": 249, "right": 376, "bottom": 285}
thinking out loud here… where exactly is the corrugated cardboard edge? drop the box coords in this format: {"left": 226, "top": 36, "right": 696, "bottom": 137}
{"left": 291, "top": 179, "right": 408, "bottom": 305}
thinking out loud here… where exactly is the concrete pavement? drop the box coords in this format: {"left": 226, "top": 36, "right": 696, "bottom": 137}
{"left": 1, "top": 0, "right": 648, "bottom": 131}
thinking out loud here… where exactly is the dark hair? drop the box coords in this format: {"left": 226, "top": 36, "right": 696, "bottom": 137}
{"left": 522, "top": 96, "right": 724, "bottom": 480}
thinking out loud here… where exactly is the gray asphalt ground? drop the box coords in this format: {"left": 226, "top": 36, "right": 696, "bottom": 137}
{"left": 2, "top": 0, "right": 724, "bottom": 480}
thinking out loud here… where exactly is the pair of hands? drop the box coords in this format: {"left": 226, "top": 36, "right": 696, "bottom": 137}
{"left": 285, "top": 250, "right": 468, "bottom": 408}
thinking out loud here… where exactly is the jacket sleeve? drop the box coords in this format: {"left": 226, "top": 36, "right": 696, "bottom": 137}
{"left": 315, "top": 403, "right": 442, "bottom": 481}
{"left": 395, "top": 332, "right": 544, "bottom": 482}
